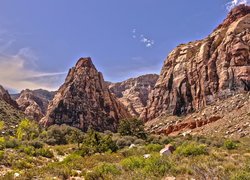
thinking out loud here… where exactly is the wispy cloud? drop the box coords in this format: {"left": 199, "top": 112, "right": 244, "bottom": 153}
{"left": 226, "top": 0, "right": 250, "bottom": 11}
{"left": 0, "top": 39, "right": 66, "bottom": 92}
{"left": 131, "top": 29, "right": 155, "bottom": 48}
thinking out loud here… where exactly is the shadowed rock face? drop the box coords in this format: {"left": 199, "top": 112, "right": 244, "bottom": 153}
{"left": 0, "top": 85, "right": 19, "bottom": 109}
{"left": 40, "top": 57, "right": 131, "bottom": 132}
{"left": 15, "top": 89, "right": 55, "bottom": 121}
{"left": 108, "top": 74, "right": 159, "bottom": 117}
{"left": 141, "top": 5, "right": 250, "bottom": 122}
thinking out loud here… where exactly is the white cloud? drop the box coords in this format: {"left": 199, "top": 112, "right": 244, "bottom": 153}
{"left": 140, "top": 35, "right": 155, "bottom": 48}
{"left": 226, "top": 0, "right": 250, "bottom": 11}
{"left": 0, "top": 46, "right": 66, "bottom": 92}
{"left": 131, "top": 28, "right": 155, "bottom": 48}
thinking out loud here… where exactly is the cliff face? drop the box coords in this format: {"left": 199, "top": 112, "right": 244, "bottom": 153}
{"left": 141, "top": 5, "right": 250, "bottom": 122}
{"left": 109, "top": 74, "right": 159, "bottom": 117}
{"left": 0, "top": 85, "right": 19, "bottom": 109}
{"left": 40, "top": 57, "right": 131, "bottom": 132}
{"left": 15, "top": 89, "right": 55, "bottom": 121}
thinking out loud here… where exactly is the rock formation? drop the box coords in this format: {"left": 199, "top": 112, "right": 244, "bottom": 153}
{"left": 141, "top": 5, "right": 250, "bottom": 121}
{"left": 0, "top": 85, "right": 19, "bottom": 109}
{"left": 15, "top": 89, "right": 55, "bottom": 121}
{"left": 108, "top": 74, "right": 159, "bottom": 117}
{"left": 0, "top": 85, "right": 24, "bottom": 132}
{"left": 40, "top": 57, "right": 131, "bottom": 132}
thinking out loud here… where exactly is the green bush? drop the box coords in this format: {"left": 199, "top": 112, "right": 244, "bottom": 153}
{"left": 145, "top": 144, "right": 163, "bottom": 152}
{"left": 118, "top": 118, "right": 147, "bottom": 139}
{"left": 35, "top": 148, "right": 54, "bottom": 158}
{"left": 81, "top": 129, "right": 118, "bottom": 154}
{"left": 224, "top": 140, "right": 238, "bottom": 150}
{"left": 143, "top": 155, "right": 171, "bottom": 176}
{"left": 94, "top": 163, "right": 120, "bottom": 175}
{"left": 175, "top": 142, "right": 207, "bottom": 157}
{"left": 5, "top": 138, "right": 20, "bottom": 149}
{"left": 43, "top": 124, "right": 84, "bottom": 146}
{"left": 120, "top": 156, "right": 145, "bottom": 170}
{"left": 28, "top": 140, "right": 44, "bottom": 149}
{"left": 0, "top": 150, "right": 4, "bottom": 160}
{"left": 16, "top": 119, "right": 40, "bottom": 141}
{"left": 230, "top": 171, "right": 250, "bottom": 180}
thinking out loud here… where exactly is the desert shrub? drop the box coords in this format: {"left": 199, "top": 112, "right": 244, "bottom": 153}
{"left": 35, "top": 148, "right": 54, "bottom": 158}
{"left": 16, "top": 119, "right": 40, "bottom": 141}
{"left": 224, "top": 140, "right": 238, "bottom": 150}
{"left": 27, "top": 140, "right": 44, "bottom": 149}
{"left": 0, "top": 150, "right": 4, "bottom": 160}
{"left": 143, "top": 155, "right": 171, "bottom": 176}
{"left": 43, "top": 124, "right": 84, "bottom": 146}
{"left": 175, "top": 142, "right": 207, "bottom": 157}
{"left": 0, "top": 137, "right": 5, "bottom": 149}
{"left": 81, "top": 129, "right": 118, "bottom": 154}
{"left": 5, "top": 138, "right": 20, "bottom": 149}
{"left": 93, "top": 163, "right": 120, "bottom": 176}
{"left": 145, "top": 144, "right": 163, "bottom": 152}
{"left": 19, "top": 145, "right": 35, "bottom": 155}
{"left": 118, "top": 118, "right": 147, "bottom": 139}
{"left": 120, "top": 156, "right": 145, "bottom": 170}
{"left": 230, "top": 171, "right": 250, "bottom": 180}
{"left": 134, "top": 139, "right": 146, "bottom": 145}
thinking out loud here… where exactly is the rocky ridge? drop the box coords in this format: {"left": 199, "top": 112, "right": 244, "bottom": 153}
{"left": 108, "top": 74, "right": 159, "bottom": 117}
{"left": 40, "top": 57, "right": 131, "bottom": 132}
{"left": 141, "top": 5, "right": 250, "bottom": 122}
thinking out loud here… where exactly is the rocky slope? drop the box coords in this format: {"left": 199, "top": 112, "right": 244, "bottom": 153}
{"left": 108, "top": 74, "right": 159, "bottom": 117}
{"left": 40, "top": 57, "right": 131, "bottom": 132}
{"left": 141, "top": 5, "right": 250, "bottom": 122}
{"left": 14, "top": 89, "right": 55, "bottom": 121}
{"left": 145, "top": 92, "right": 250, "bottom": 138}
{"left": 0, "top": 85, "right": 24, "bottom": 133}
{"left": 0, "top": 85, "right": 19, "bottom": 109}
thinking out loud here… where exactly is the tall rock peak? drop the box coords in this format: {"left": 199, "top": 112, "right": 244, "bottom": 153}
{"left": 40, "top": 57, "right": 131, "bottom": 132}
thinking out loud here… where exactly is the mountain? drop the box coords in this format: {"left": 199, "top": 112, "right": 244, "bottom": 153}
{"left": 0, "top": 85, "right": 24, "bottom": 132}
{"left": 141, "top": 5, "right": 250, "bottom": 122}
{"left": 108, "top": 74, "right": 159, "bottom": 117}
{"left": 13, "top": 89, "right": 55, "bottom": 121}
{"left": 40, "top": 57, "right": 131, "bottom": 132}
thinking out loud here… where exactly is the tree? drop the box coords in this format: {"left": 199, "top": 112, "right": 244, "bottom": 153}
{"left": 118, "top": 118, "right": 147, "bottom": 139}
{"left": 16, "top": 119, "right": 40, "bottom": 141}
{"left": 81, "top": 128, "right": 118, "bottom": 154}
{"left": 0, "top": 121, "right": 4, "bottom": 132}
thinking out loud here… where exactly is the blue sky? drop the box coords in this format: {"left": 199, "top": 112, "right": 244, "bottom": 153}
{"left": 0, "top": 0, "right": 248, "bottom": 92}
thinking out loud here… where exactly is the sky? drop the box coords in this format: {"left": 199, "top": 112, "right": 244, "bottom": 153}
{"left": 0, "top": 0, "right": 249, "bottom": 93}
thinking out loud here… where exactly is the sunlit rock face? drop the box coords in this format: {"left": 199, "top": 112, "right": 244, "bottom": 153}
{"left": 108, "top": 74, "right": 159, "bottom": 117}
{"left": 40, "top": 57, "right": 131, "bottom": 132}
{"left": 16, "top": 89, "right": 55, "bottom": 121}
{"left": 141, "top": 5, "right": 250, "bottom": 121}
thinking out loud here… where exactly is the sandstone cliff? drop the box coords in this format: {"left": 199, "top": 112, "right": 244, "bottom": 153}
{"left": 141, "top": 5, "right": 250, "bottom": 121}
{"left": 40, "top": 57, "right": 131, "bottom": 132}
{"left": 109, "top": 74, "right": 159, "bottom": 117}
{"left": 15, "top": 89, "right": 55, "bottom": 121}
